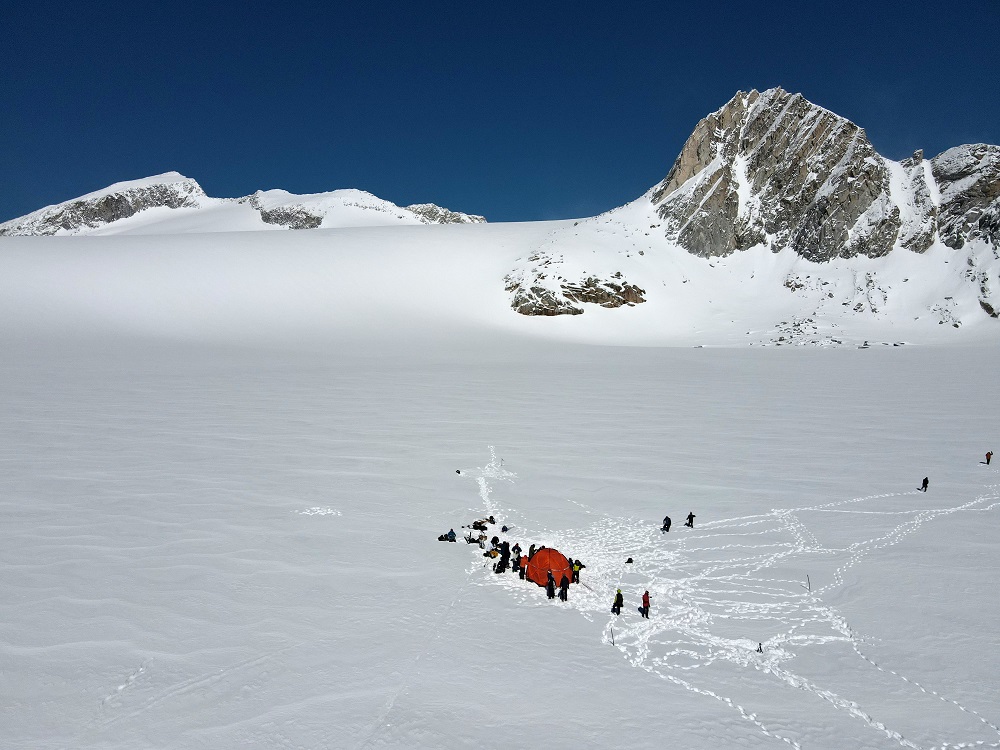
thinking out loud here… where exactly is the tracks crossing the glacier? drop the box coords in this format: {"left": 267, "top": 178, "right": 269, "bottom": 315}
{"left": 468, "top": 450, "right": 1000, "bottom": 749}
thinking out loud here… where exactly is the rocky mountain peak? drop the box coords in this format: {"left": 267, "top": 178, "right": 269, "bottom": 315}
{"left": 649, "top": 88, "right": 999, "bottom": 262}
{"left": 652, "top": 87, "right": 900, "bottom": 261}
{"left": 0, "top": 173, "right": 207, "bottom": 236}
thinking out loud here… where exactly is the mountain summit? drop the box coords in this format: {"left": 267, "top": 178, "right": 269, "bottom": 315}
{"left": 651, "top": 87, "right": 999, "bottom": 261}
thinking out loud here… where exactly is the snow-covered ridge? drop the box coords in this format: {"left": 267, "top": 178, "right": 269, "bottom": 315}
{"left": 0, "top": 174, "right": 486, "bottom": 236}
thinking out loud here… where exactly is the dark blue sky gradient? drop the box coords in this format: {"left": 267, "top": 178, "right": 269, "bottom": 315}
{"left": 3, "top": 0, "right": 998, "bottom": 222}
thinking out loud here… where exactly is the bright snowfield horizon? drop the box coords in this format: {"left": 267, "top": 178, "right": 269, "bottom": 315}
{"left": 2, "top": 89, "right": 1000, "bottom": 750}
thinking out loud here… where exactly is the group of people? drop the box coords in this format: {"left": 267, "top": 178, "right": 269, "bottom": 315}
{"left": 440, "top": 515, "right": 587, "bottom": 603}
{"left": 661, "top": 512, "right": 696, "bottom": 532}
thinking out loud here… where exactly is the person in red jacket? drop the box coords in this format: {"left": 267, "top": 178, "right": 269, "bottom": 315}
{"left": 641, "top": 590, "right": 650, "bottom": 618}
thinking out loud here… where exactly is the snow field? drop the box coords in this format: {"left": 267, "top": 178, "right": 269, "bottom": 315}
{"left": 2, "top": 339, "right": 999, "bottom": 749}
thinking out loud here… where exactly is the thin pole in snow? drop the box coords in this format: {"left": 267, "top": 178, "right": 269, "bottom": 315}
{"left": 807, "top": 575, "right": 811, "bottom": 592}
{"left": 611, "top": 627, "right": 615, "bottom": 646}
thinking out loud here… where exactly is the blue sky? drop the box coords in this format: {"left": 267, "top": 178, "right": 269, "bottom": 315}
{"left": 3, "top": 0, "right": 998, "bottom": 223}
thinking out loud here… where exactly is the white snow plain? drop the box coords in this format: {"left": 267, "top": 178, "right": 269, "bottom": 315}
{"left": 1, "top": 218, "right": 999, "bottom": 750}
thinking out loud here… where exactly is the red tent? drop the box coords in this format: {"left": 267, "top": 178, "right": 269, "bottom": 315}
{"left": 525, "top": 548, "right": 572, "bottom": 588}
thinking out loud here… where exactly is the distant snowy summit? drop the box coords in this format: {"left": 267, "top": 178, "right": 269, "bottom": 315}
{"left": 0, "top": 172, "right": 486, "bottom": 236}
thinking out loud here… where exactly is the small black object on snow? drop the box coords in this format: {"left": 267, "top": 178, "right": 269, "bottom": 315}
{"left": 456, "top": 470, "right": 461, "bottom": 474}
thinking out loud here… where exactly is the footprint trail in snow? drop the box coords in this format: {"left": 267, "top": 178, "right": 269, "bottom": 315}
{"left": 465, "top": 450, "right": 1000, "bottom": 750}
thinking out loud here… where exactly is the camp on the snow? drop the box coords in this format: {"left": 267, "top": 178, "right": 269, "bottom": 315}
{"left": 524, "top": 547, "right": 573, "bottom": 588}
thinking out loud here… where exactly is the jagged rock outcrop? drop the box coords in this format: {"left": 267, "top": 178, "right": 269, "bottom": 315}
{"left": 406, "top": 203, "right": 486, "bottom": 225}
{"left": 932, "top": 144, "right": 1000, "bottom": 249}
{"left": 0, "top": 174, "right": 205, "bottom": 236}
{"left": 504, "top": 254, "right": 645, "bottom": 316}
{"left": 651, "top": 88, "right": 999, "bottom": 261}
{"left": 240, "top": 192, "right": 323, "bottom": 229}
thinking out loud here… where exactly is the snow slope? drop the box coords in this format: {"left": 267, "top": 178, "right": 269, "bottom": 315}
{"left": 1, "top": 338, "right": 998, "bottom": 750}
{"left": 0, "top": 216, "right": 996, "bottom": 348}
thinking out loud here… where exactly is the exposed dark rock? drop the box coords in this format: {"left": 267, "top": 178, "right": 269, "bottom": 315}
{"left": 0, "top": 177, "right": 205, "bottom": 236}
{"left": 406, "top": 203, "right": 486, "bottom": 225}
{"left": 932, "top": 144, "right": 1000, "bottom": 249}
{"left": 243, "top": 193, "right": 323, "bottom": 229}
{"left": 504, "top": 257, "right": 645, "bottom": 316}
{"left": 561, "top": 276, "right": 646, "bottom": 308}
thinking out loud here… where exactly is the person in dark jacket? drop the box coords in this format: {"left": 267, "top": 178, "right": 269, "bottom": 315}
{"left": 495, "top": 541, "right": 510, "bottom": 573}
{"left": 519, "top": 559, "right": 527, "bottom": 579}
{"left": 559, "top": 574, "right": 570, "bottom": 601}
{"left": 438, "top": 529, "right": 456, "bottom": 542}
{"left": 546, "top": 571, "right": 556, "bottom": 600}
{"left": 684, "top": 512, "right": 695, "bottom": 528}
{"left": 662, "top": 515, "right": 671, "bottom": 532}
{"left": 987, "top": 451, "right": 994, "bottom": 466}
{"left": 641, "top": 590, "right": 650, "bottom": 618}
{"left": 528, "top": 544, "right": 536, "bottom": 560}
{"left": 921, "top": 477, "right": 929, "bottom": 492}
{"left": 612, "top": 589, "right": 624, "bottom": 615}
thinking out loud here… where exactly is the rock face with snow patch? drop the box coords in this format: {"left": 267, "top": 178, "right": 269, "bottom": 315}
{"left": 0, "top": 174, "right": 206, "bottom": 236}
{"left": 240, "top": 193, "right": 323, "bottom": 230}
{"left": 650, "top": 88, "right": 999, "bottom": 260}
{"left": 405, "top": 203, "right": 486, "bottom": 225}
{"left": 931, "top": 144, "right": 1000, "bottom": 249}
{"left": 504, "top": 253, "right": 646, "bottom": 316}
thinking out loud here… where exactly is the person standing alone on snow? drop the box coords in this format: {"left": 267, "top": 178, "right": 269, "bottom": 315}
{"left": 662, "top": 515, "right": 671, "bottom": 532}
{"left": 612, "top": 589, "right": 624, "bottom": 615}
{"left": 685, "top": 512, "right": 696, "bottom": 528}
{"left": 641, "top": 590, "right": 650, "bottom": 618}
{"left": 987, "top": 451, "right": 993, "bottom": 466}
{"left": 921, "top": 477, "right": 929, "bottom": 492}
{"left": 559, "top": 575, "right": 570, "bottom": 602}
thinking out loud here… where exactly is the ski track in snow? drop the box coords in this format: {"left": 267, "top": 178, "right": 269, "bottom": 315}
{"left": 465, "top": 448, "right": 1000, "bottom": 750}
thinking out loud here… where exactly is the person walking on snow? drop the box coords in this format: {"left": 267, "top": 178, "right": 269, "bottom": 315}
{"left": 662, "top": 515, "right": 671, "bottom": 532}
{"left": 559, "top": 575, "right": 570, "bottom": 602}
{"left": 612, "top": 589, "right": 624, "bottom": 615}
{"left": 641, "top": 590, "right": 650, "bottom": 618}
{"left": 987, "top": 451, "right": 993, "bottom": 466}
{"left": 546, "top": 571, "right": 556, "bottom": 600}
{"left": 921, "top": 477, "right": 929, "bottom": 492}
{"left": 685, "top": 512, "right": 696, "bottom": 528}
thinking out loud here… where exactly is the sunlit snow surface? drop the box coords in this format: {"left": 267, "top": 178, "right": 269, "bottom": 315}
{"left": 1, "top": 217, "right": 999, "bottom": 748}
{"left": 2, "top": 339, "right": 998, "bottom": 750}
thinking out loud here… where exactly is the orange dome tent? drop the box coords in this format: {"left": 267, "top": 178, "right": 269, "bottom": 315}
{"left": 525, "top": 547, "right": 573, "bottom": 588}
